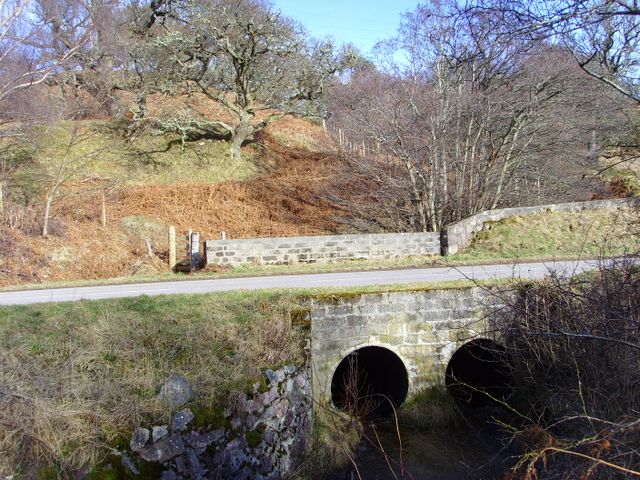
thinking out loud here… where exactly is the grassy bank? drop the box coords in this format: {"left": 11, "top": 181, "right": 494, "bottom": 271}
{"left": 0, "top": 290, "right": 305, "bottom": 477}
{"left": 449, "top": 207, "right": 640, "bottom": 262}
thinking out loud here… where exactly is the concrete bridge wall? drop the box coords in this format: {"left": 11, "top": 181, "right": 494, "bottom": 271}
{"left": 204, "top": 198, "right": 637, "bottom": 266}
{"left": 307, "top": 286, "right": 512, "bottom": 404}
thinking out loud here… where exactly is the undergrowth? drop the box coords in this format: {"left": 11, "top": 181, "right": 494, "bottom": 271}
{"left": 501, "top": 257, "right": 640, "bottom": 479}
{"left": 398, "top": 385, "right": 461, "bottom": 430}
{"left": 291, "top": 405, "right": 362, "bottom": 480}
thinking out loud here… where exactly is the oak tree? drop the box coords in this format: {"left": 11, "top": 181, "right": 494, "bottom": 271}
{"left": 134, "top": 0, "right": 361, "bottom": 159}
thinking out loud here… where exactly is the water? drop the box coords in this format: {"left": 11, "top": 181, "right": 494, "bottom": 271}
{"left": 327, "top": 407, "right": 519, "bottom": 480}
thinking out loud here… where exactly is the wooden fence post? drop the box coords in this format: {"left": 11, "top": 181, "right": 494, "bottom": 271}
{"left": 190, "top": 231, "right": 200, "bottom": 271}
{"left": 101, "top": 190, "right": 106, "bottom": 226}
{"left": 169, "top": 226, "right": 176, "bottom": 268}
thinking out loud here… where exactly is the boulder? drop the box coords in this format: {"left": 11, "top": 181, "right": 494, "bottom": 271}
{"left": 157, "top": 376, "right": 194, "bottom": 408}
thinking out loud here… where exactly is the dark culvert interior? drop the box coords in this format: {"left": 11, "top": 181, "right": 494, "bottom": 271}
{"left": 446, "top": 339, "right": 515, "bottom": 407}
{"left": 331, "top": 346, "right": 409, "bottom": 418}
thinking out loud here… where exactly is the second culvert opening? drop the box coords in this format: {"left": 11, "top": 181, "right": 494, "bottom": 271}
{"left": 331, "top": 346, "right": 409, "bottom": 418}
{"left": 446, "top": 338, "right": 515, "bottom": 407}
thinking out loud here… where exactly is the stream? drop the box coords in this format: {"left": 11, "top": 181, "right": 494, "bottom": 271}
{"left": 327, "top": 406, "right": 520, "bottom": 480}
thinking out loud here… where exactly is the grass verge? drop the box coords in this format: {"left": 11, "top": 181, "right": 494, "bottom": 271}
{"left": 448, "top": 207, "right": 640, "bottom": 262}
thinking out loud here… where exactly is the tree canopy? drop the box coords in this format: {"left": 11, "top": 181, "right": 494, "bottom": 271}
{"left": 465, "top": 0, "right": 640, "bottom": 102}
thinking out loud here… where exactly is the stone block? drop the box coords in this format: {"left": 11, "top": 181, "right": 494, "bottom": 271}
{"left": 138, "top": 434, "right": 185, "bottom": 463}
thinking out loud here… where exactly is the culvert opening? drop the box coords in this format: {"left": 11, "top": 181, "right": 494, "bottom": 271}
{"left": 331, "top": 346, "right": 409, "bottom": 418}
{"left": 446, "top": 339, "right": 515, "bottom": 407}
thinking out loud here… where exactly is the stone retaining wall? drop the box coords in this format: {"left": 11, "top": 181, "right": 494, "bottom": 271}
{"left": 126, "top": 366, "right": 311, "bottom": 480}
{"left": 204, "top": 198, "right": 638, "bottom": 266}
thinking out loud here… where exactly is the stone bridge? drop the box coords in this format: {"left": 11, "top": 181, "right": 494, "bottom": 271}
{"left": 306, "top": 285, "right": 516, "bottom": 414}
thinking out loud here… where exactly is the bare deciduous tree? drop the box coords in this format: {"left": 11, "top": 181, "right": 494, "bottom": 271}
{"left": 326, "top": 0, "right": 616, "bottom": 233}
{"left": 0, "top": 0, "right": 87, "bottom": 109}
{"left": 466, "top": 0, "right": 640, "bottom": 104}
{"left": 32, "top": 0, "right": 134, "bottom": 118}
{"left": 30, "top": 122, "right": 116, "bottom": 235}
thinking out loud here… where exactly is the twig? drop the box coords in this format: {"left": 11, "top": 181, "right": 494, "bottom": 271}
{"left": 522, "top": 331, "right": 640, "bottom": 350}
{"left": 539, "top": 446, "right": 640, "bottom": 476}
{"left": 0, "top": 389, "right": 35, "bottom": 402}
{"left": 344, "top": 449, "right": 363, "bottom": 480}
{"left": 372, "top": 427, "right": 399, "bottom": 480}
{"left": 312, "top": 398, "right": 415, "bottom": 479}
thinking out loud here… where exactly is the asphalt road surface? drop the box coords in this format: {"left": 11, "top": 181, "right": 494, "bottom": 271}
{"left": 0, "top": 260, "right": 602, "bottom": 306}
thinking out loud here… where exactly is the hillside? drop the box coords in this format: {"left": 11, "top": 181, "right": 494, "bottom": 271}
{"left": 0, "top": 112, "right": 636, "bottom": 288}
{"left": 0, "top": 117, "right": 353, "bottom": 287}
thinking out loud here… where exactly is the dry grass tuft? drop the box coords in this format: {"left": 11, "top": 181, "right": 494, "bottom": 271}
{"left": 398, "top": 385, "right": 461, "bottom": 430}
{"left": 292, "top": 406, "right": 362, "bottom": 480}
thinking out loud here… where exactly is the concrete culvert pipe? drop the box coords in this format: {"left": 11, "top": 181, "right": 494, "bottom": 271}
{"left": 331, "top": 346, "right": 409, "bottom": 418}
{"left": 446, "top": 338, "right": 515, "bottom": 407}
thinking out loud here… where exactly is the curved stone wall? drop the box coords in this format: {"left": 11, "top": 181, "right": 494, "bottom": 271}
{"left": 441, "top": 198, "right": 639, "bottom": 255}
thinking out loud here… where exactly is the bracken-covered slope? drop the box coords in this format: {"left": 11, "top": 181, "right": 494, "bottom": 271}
{"left": 0, "top": 117, "right": 353, "bottom": 286}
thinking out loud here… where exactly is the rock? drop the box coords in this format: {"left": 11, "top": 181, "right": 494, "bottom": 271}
{"left": 262, "top": 386, "right": 278, "bottom": 407}
{"left": 274, "top": 399, "right": 290, "bottom": 419}
{"left": 153, "top": 425, "right": 169, "bottom": 442}
{"left": 157, "top": 376, "right": 194, "bottom": 408}
{"left": 120, "top": 454, "right": 140, "bottom": 475}
{"left": 262, "top": 427, "right": 275, "bottom": 444}
{"left": 171, "top": 408, "right": 195, "bottom": 432}
{"left": 282, "top": 365, "right": 296, "bottom": 375}
{"left": 160, "top": 471, "right": 178, "bottom": 480}
{"left": 174, "top": 455, "right": 186, "bottom": 473}
{"left": 244, "top": 414, "right": 259, "bottom": 429}
{"left": 187, "top": 449, "right": 203, "bottom": 477}
{"left": 232, "top": 466, "right": 253, "bottom": 480}
{"left": 183, "top": 428, "right": 225, "bottom": 449}
{"left": 130, "top": 427, "right": 150, "bottom": 453}
{"left": 265, "top": 369, "right": 285, "bottom": 386}
{"left": 294, "top": 375, "right": 306, "bottom": 389}
{"left": 222, "top": 436, "right": 248, "bottom": 473}
{"left": 258, "top": 455, "right": 274, "bottom": 475}
{"left": 230, "top": 416, "right": 243, "bottom": 430}
{"left": 139, "top": 434, "right": 186, "bottom": 463}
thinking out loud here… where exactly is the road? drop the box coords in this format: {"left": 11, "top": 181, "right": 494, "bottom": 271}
{"left": 0, "top": 260, "right": 600, "bottom": 306}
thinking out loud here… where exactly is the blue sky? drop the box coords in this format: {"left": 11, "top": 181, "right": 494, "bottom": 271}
{"left": 272, "top": 0, "right": 420, "bottom": 55}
